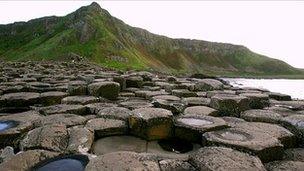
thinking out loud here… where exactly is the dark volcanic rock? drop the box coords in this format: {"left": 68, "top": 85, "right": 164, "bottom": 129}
{"left": 88, "top": 81, "right": 120, "bottom": 100}
{"left": 85, "top": 151, "right": 160, "bottom": 171}
{"left": 20, "top": 125, "right": 68, "bottom": 152}
{"left": 39, "top": 104, "right": 87, "bottom": 115}
{"left": 174, "top": 115, "right": 228, "bottom": 143}
{"left": 189, "top": 147, "right": 266, "bottom": 171}
{"left": 0, "top": 150, "right": 60, "bottom": 171}
{"left": 129, "top": 107, "right": 173, "bottom": 140}
{"left": 210, "top": 94, "right": 250, "bottom": 117}
{"left": 203, "top": 127, "right": 284, "bottom": 162}
{"left": 0, "top": 92, "right": 40, "bottom": 107}
{"left": 85, "top": 118, "right": 127, "bottom": 138}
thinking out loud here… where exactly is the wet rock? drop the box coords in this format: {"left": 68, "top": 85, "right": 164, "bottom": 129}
{"left": 268, "top": 92, "right": 292, "bottom": 101}
{"left": 183, "top": 106, "right": 218, "bottom": 117}
{"left": 129, "top": 107, "right": 173, "bottom": 140}
{"left": 271, "top": 100, "right": 304, "bottom": 111}
{"left": 67, "top": 127, "right": 94, "bottom": 154}
{"left": 265, "top": 160, "right": 304, "bottom": 171}
{"left": 61, "top": 96, "right": 98, "bottom": 105}
{"left": 283, "top": 148, "right": 304, "bottom": 162}
{"left": 241, "top": 109, "right": 283, "bottom": 124}
{"left": 135, "top": 90, "right": 169, "bottom": 99}
{"left": 281, "top": 114, "right": 304, "bottom": 143}
{"left": 147, "top": 139, "right": 200, "bottom": 160}
{"left": 39, "top": 104, "right": 87, "bottom": 115}
{"left": 0, "top": 146, "right": 14, "bottom": 163}
{"left": 32, "top": 154, "right": 89, "bottom": 171}
{"left": 231, "top": 121, "right": 296, "bottom": 148}
{"left": 92, "top": 135, "right": 147, "bottom": 155}
{"left": 175, "top": 115, "right": 228, "bottom": 143}
{"left": 126, "top": 76, "right": 143, "bottom": 88}
{"left": 97, "top": 107, "right": 131, "bottom": 122}
{"left": 194, "top": 79, "right": 224, "bottom": 91}
{"left": 241, "top": 93, "right": 269, "bottom": 109}
{"left": 0, "top": 110, "right": 41, "bottom": 148}
{"left": 20, "top": 124, "right": 68, "bottom": 152}
{"left": 181, "top": 97, "right": 210, "bottom": 106}
{"left": 210, "top": 94, "right": 250, "bottom": 117}
{"left": 0, "top": 150, "right": 60, "bottom": 171}
{"left": 203, "top": 127, "right": 284, "bottom": 162}
{"left": 85, "top": 151, "right": 160, "bottom": 171}
{"left": 88, "top": 81, "right": 120, "bottom": 100}
{"left": 0, "top": 92, "right": 40, "bottom": 107}
{"left": 33, "top": 114, "right": 87, "bottom": 127}
{"left": 40, "top": 91, "right": 68, "bottom": 106}
{"left": 85, "top": 102, "right": 117, "bottom": 114}
{"left": 68, "top": 81, "right": 87, "bottom": 95}
{"left": 152, "top": 97, "right": 185, "bottom": 115}
{"left": 85, "top": 118, "right": 127, "bottom": 138}
{"left": 172, "top": 89, "right": 197, "bottom": 98}
{"left": 159, "top": 159, "right": 196, "bottom": 171}
{"left": 189, "top": 147, "right": 266, "bottom": 171}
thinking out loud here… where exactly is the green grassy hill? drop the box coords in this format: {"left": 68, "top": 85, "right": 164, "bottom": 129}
{"left": 0, "top": 2, "right": 303, "bottom": 78}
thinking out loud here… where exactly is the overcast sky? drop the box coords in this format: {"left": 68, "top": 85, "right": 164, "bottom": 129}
{"left": 0, "top": 1, "right": 304, "bottom": 69}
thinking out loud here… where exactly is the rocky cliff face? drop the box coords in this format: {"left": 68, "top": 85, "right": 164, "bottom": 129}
{"left": 0, "top": 2, "right": 302, "bottom": 77}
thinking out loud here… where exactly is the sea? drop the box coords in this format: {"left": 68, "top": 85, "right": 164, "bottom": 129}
{"left": 223, "top": 78, "right": 304, "bottom": 100}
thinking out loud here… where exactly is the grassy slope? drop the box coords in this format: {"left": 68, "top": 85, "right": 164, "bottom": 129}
{"left": 0, "top": 2, "right": 303, "bottom": 78}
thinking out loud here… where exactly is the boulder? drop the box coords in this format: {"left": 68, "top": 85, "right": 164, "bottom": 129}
{"left": 129, "top": 107, "right": 173, "bottom": 140}
{"left": 88, "top": 81, "right": 120, "bottom": 100}
{"left": 189, "top": 147, "right": 266, "bottom": 171}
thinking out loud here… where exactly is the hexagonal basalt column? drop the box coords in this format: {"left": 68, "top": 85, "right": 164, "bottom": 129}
{"left": 20, "top": 125, "right": 69, "bottom": 152}
{"left": 0, "top": 92, "right": 40, "bottom": 107}
{"left": 85, "top": 118, "right": 127, "bottom": 138}
{"left": 88, "top": 81, "right": 120, "bottom": 100}
{"left": 281, "top": 114, "right": 304, "bottom": 144}
{"left": 189, "top": 147, "right": 266, "bottom": 171}
{"left": 210, "top": 94, "right": 250, "bottom": 117}
{"left": 203, "top": 127, "right": 284, "bottom": 162}
{"left": 129, "top": 107, "right": 173, "bottom": 140}
{"left": 174, "top": 115, "right": 228, "bottom": 143}
{"left": 240, "top": 93, "right": 270, "bottom": 109}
